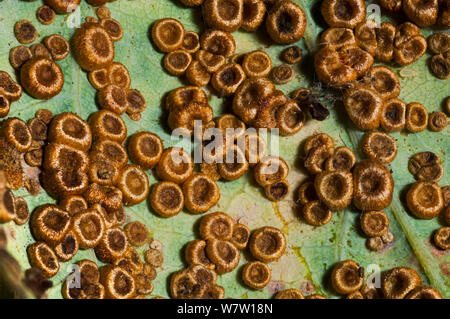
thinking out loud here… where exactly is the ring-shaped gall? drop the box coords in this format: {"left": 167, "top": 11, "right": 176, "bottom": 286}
{"left": 352, "top": 159, "right": 394, "bottom": 211}
{"left": 20, "top": 57, "right": 64, "bottom": 100}
{"left": 249, "top": 226, "right": 286, "bottom": 262}
{"left": 266, "top": 0, "right": 307, "bottom": 44}
{"left": 182, "top": 174, "right": 220, "bottom": 214}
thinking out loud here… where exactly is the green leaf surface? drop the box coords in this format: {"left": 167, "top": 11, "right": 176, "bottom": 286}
{"left": 0, "top": 0, "right": 448, "bottom": 299}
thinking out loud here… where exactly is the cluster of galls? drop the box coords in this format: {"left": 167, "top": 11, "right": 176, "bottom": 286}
{"left": 28, "top": 189, "right": 164, "bottom": 299}
{"left": 329, "top": 260, "right": 442, "bottom": 299}
{"left": 151, "top": 0, "right": 317, "bottom": 136}
{"left": 149, "top": 144, "right": 220, "bottom": 215}
{"left": 178, "top": 0, "right": 306, "bottom": 44}
{"left": 11, "top": 19, "right": 70, "bottom": 101}
{"left": 163, "top": 85, "right": 294, "bottom": 203}
{"left": 406, "top": 151, "right": 450, "bottom": 250}
{"left": 171, "top": 211, "right": 286, "bottom": 298}
{"left": 0, "top": 71, "right": 22, "bottom": 119}
{"left": 341, "top": 64, "right": 447, "bottom": 133}
{"left": 380, "top": 0, "right": 449, "bottom": 28}
{"left": 427, "top": 32, "right": 450, "bottom": 79}
{"left": 154, "top": 1, "right": 306, "bottom": 92}
{"left": 162, "top": 51, "right": 312, "bottom": 134}
{"left": 315, "top": 1, "right": 449, "bottom": 131}
{"left": 298, "top": 133, "right": 398, "bottom": 251}
{"left": 0, "top": 171, "right": 30, "bottom": 226}
{"left": 72, "top": 8, "right": 147, "bottom": 121}
{"left": 61, "top": 238, "right": 164, "bottom": 299}
{"left": 315, "top": 0, "right": 431, "bottom": 85}
{"left": 118, "top": 127, "right": 220, "bottom": 216}
{"left": 0, "top": 113, "right": 48, "bottom": 193}
{"left": 8, "top": 104, "right": 167, "bottom": 299}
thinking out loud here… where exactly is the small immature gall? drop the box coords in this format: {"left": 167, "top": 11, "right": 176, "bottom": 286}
{"left": 281, "top": 46, "right": 303, "bottom": 64}
{"left": 271, "top": 64, "right": 294, "bottom": 84}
